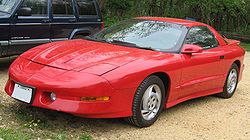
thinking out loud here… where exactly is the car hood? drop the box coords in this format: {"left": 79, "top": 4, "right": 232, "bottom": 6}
{"left": 21, "top": 39, "right": 166, "bottom": 75}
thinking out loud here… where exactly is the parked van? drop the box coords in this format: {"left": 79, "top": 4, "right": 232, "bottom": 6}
{"left": 0, "top": 0, "right": 103, "bottom": 58}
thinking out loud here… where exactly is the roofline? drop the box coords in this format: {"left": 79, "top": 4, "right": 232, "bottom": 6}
{"left": 135, "top": 17, "right": 207, "bottom": 27}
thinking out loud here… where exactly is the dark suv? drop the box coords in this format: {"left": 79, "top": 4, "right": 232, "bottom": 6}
{"left": 0, "top": 0, "right": 103, "bottom": 58}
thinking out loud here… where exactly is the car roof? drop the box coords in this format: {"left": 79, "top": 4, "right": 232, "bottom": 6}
{"left": 136, "top": 17, "right": 207, "bottom": 27}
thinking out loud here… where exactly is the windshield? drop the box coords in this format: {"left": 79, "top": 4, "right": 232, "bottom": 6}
{"left": 92, "top": 19, "right": 188, "bottom": 52}
{"left": 0, "top": 0, "right": 19, "bottom": 14}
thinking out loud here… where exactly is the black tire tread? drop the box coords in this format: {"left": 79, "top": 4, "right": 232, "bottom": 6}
{"left": 125, "top": 75, "right": 165, "bottom": 127}
{"left": 217, "top": 63, "right": 239, "bottom": 99}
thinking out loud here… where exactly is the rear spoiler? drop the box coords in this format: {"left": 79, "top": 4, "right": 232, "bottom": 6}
{"left": 224, "top": 38, "right": 241, "bottom": 45}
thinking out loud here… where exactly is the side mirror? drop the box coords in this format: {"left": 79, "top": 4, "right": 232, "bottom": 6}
{"left": 181, "top": 44, "right": 203, "bottom": 54}
{"left": 17, "top": 7, "right": 32, "bottom": 16}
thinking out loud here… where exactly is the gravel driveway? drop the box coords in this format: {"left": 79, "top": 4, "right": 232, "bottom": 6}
{"left": 0, "top": 53, "right": 249, "bottom": 140}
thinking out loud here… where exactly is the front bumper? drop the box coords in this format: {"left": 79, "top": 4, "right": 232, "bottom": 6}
{"left": 5, "top": 57, "right": 135, "bottom": 118}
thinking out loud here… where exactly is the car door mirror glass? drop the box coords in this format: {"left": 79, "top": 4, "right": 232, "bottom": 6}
{"left": 17, "top": 7, "right": 32, "bottom": 16}
{"left": 181, "top": 44, "right": 203, "bottom": 54}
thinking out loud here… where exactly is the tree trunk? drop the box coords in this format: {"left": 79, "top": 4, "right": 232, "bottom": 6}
{"left": 98, "top": 0, "right": 105, "bottom": 12}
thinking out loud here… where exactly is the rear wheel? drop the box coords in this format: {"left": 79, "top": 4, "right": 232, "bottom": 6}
{"left": 125, "top": 75, "right": 165, "bottom": 127}
{"left": 217, "top": 63, "right": 239, "bottom": 98}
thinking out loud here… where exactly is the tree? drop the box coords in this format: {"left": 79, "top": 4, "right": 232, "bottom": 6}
{"left": 99, "top": 0, "right": 250, "bottom": 35}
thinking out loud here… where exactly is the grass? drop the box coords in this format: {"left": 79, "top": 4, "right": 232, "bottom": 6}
{"left": 241, "top": 43, "right": 250, "bottom": 51}
{"left": 0, "top": 55, "right": 118, "bottom": 140}
{"left": 0, "top": 98, "right": 93, "bottom": 140}
{"left": 0, "top": 127, "right": 69, "bottom": 140}
{"left": 0, "top": 40, "right": 247, "bottom": 140}
{"left": 0, "top": 128, "right": 32, "bottom": 140}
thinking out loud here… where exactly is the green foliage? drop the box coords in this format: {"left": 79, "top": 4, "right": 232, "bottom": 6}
{"left": 241, "top": 43, "right": 250, "bottom": 51}
{"left": 0, "top": 128, "right": 32, "bottom": 140}
{"left": 0, "top": 103, "right": 93, "bottom": 140}
{"left": 106, "top": 0, "right": 132, "bottom": 11}
{"left": 0, "top": 127, "right": 70, "bottom": 140}
{"left": 100, "top": 0, "right": 250, "bottom": 37}
{"left": 80, "top": 133, "right": 92, "bottom": 140}
{"left": 104, "top": 16, "right": 120, "bottom": 27}
{"left": 54, "top": 132, "right": 67, "bottom": 140}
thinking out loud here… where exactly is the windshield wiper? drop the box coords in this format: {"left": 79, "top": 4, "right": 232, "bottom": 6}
{"left": 108, "top": 39, "right": 137, "bottom": 47}
{"left": 84, "top": 37, "right": 157, "bottom": 51}
{"left": 137, "top": 46, "right": 157, "bottom": 51}
{"left": 84, "top": 36, "right": 108, "bottom": 43}
{"left": 109, "top": 40, "right": 157, "bottom": 51}
{"left": 0, "top": 10, "right": 9, "bottom": 14}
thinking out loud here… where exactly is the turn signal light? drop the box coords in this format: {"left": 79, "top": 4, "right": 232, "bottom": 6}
{"left": 80, "top": 96, "right": 110, "bottom": 101}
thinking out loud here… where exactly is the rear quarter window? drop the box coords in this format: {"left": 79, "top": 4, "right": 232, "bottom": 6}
{"left": 76, "top": 0, "right": 97, "bottom": 15}
{"left": 52, "top": 0, "right": 74, "bottom": 16}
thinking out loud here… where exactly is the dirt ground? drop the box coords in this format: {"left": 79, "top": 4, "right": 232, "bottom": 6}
{"left": 0, "top": 53, "right": 249, "bottom": 140}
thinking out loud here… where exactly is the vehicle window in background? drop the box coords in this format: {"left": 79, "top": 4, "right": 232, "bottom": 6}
{"left": 21, "top": 0, "right": 47, "bottom": 16}
{"left": 0, "top": 0, "right": 19, "bottom": 14}
{"left": 185, "top": 26, "right": 219, "bottom": 49}
{"left": 94, "top": 19, "right": 188, "bottom": 52}
{"left": 52, "top": 0, "right": 73, "bottom": 16}
{"left": 76, "top": 0, "right": 97, "bottom": 15}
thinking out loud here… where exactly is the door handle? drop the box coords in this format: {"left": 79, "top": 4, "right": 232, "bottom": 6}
{"left": 42, "top": 19, "right": 50, "bottom": 23}
{"left": 220, "top": 55, "right": 225, "bottom": 59}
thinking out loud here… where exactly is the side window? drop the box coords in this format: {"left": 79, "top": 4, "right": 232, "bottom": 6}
{"left": 76, "top": 0, "right": 97, "bottom": 16}
{"left": 52, "top": 0, "right": 74, "bottom": 16}
{"left": 185, "top": 26, "right": 219, "bottom": 49}
{"left": 21, "top": 0, "right": 47, "bottom": 16}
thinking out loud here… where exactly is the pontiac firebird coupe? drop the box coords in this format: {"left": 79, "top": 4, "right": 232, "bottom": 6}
{"left": 5, "top": 17, "right": 245, "bottom": 127}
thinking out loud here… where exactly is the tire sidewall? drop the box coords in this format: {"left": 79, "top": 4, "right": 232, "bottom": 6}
{"left": 223, "top": 64, "right": 239, "bottom": 97}
{"left": 134, "top": 76, "right": 166, "bottom": 127}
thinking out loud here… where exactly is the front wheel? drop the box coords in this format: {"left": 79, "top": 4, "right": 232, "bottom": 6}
{"left": 217, "top": 63, "right": 239, "bottom": 98}
{"left": 125, "top": 75, "right": 165, "bottom": 127}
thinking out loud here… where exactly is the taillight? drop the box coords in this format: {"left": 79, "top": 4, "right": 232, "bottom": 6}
{"left": 101, "top": 22, "right": 104, "bottom": 29}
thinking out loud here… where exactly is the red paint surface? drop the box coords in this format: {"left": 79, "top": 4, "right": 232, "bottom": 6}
{"left": 5, "top": 17, "right": 245, "bottom": 118}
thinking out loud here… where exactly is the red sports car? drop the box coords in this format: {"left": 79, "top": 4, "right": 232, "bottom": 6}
{"left": 5, "top": 17, "right": 245, "bottom": 127}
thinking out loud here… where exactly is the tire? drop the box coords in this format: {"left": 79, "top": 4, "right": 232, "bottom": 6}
{"left": 217, "top": 63, "right": 239, "bottom": 99}
{"left": 125, "top": 75, "right": 166, "bottom": 127}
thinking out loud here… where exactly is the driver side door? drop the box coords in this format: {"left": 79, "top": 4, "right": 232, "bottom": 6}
{"left": 178, "top": 26, "right": 226, "bottom": 99}
{"left": 9, "top": 0, "right": 50, "bottom": 55}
